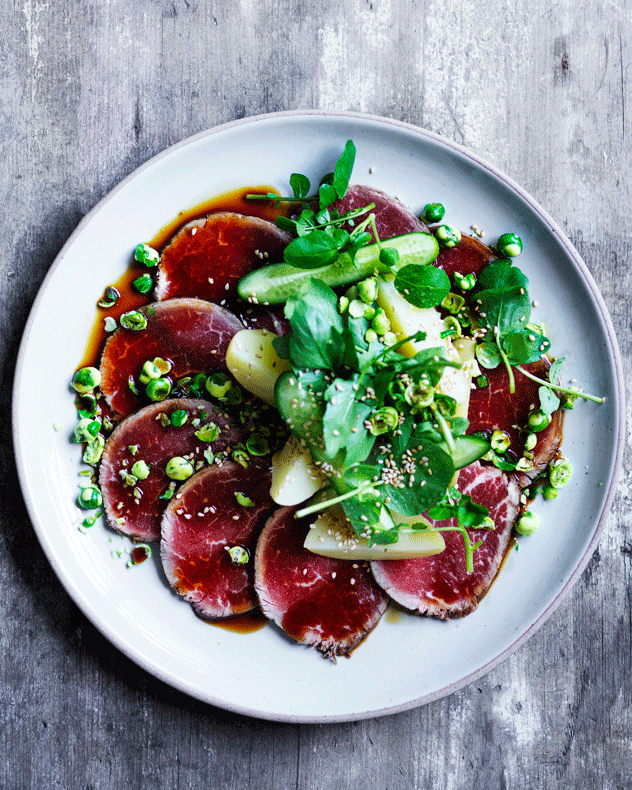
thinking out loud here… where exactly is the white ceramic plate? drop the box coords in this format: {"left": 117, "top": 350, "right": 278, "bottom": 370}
{"left": 13, "top": 112, "right": 624, "bottom": 722}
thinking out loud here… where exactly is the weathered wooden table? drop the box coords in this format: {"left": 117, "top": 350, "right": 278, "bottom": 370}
{"left": 2, "top": 1, "right": 630, "bottom": 788}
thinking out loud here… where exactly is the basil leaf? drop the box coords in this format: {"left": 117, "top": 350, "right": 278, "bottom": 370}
{"left": 333, "top": 139, "right": 356, "bottom": 198}
{"left": 394, "top": 264, "right": 451, "bottom": 308}
{"left": 290, "top": 173, "right": 311, "bottom": 199}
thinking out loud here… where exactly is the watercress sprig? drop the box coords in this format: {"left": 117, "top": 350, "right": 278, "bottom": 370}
{"left": 471, "top": 259, "right": 551, "bottom": 392}
{"left": 423, "top": 487, "right": 495, "bottom": 573}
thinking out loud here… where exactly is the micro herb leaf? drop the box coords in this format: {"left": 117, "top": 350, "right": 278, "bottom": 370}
{"left": 333, "top": 139, "right": 356, "bottom": 198}
{"left": 475, "top": 342, "right": 502, "bottom": 370}
{"left": 379, "top": 247, "right": 400, "bottom": 269}
{"left": 474, "top": 260, "right": 531, "bottom": 335}
{"left": 378, "top": 439, "right": 455, "bottom": 516}
{"left": 539, "top": 385, "right": 560, "bottom": 415}
{"left": 275, "top": 215, "right": 299, "bottom": 234}
{"left": 549, "top": 357, "right": 564, "bottom": 383}
{"left": 322, "top": 376, "right": 376, "bottom": 465}
{"left": 341, "top": 495, "right": 382, "bottom": 538}
{"left": 283, "top": 230, "right": 341, "bottom": 269}
{"left": 284, "top": 279, "right": 346, "bottom": 370}
{"left": 290, "top": 173, "right": 311, "bottom": 199}
{"left": 426, "top": 488, "right": 492, "bottom": 573}
{"left": 394, "top": 264, "right": 451, "bottom": 308}
{"left": 501, "top": 329, "right": 551, "bottom": 365}
{"left": 319, "top": 182, "right": 338, "bottom": 210}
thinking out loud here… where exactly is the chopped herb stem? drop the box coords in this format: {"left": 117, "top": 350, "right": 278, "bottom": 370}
{"left": 295, "top": 481, "right": 382, "bottom": 519}
{"left": 494, "top": 327, "right": 516, "bottom": 393}
{"left": 516, "top": 366, "right": 605, "bottom": 403}
{"left": 433, "top": 407, "right": 456, "bottom": 454}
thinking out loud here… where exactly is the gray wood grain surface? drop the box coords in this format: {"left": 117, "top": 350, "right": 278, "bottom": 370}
{"left": 1, "top": 1, "right": 630, "bottom": 788}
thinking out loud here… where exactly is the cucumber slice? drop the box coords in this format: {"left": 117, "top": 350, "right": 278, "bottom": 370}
{"left": 442, "top": 435, "right": 491, "bottom": 469}
{"left": 237, "top": 232, "right": 440, "bottom": 305}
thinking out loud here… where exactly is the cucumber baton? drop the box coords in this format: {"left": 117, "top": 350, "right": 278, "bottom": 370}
{"left": 237, "top": 232, "right": 440, "bottom": 306}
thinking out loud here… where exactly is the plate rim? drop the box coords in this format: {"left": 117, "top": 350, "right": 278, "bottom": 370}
{"left": 12, "top": 109, "right": 626, "bottom": 723}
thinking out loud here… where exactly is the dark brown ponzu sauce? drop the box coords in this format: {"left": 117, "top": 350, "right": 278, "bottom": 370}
{"left": 78, "top": 186, "right": 284, "bottom": 370}
{"left": 210, "top": 610, "right": 269, "bottom": 634}
{"left": 131, "top": 545, "right": 151, "bottom": 565}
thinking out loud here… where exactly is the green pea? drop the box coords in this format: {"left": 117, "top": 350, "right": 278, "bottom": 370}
{"left": 134, "top": 243, "right": 160, "bottom": 267}
{"left": 358, "top": 277, "right": 378, "bottom": 304}
{"left": 165, "top": 457, "right": 194, "bottom": 480}
{"left": 71, "top": 367, "right": 101, "bottom": 394}
{"left": 348, "top": 299, "right": 367, "bottom": 319}
{"left": 83, "top": 434, "right": 105, "bottom": 466}
{"left": 225, "top": 546, "right": 249, "bottom": 565}
{"left": 120, "top": 311, "right": 148, "bottom": 331}
{"left": 527, "top": 409, "right": 551, "bottom": 432}
{"left": 543, "top": 485, "right": 558, "bottom": 500}
{"left": 422, "top": 202, "right": 445, "bottom": 224}
{"left": 235, "top": 492, "right": 255, "bottom": 507}
{"left": 496, "top": 232, "right": 523, "bottom": 257}
{"left": 453, "top": 271, "right": 476, "bottom": 291}
{"left": 77, "top": 485, "right": 102, "bottom": 509}
{"left": 131, "top": 460, "right": 150, "bottom": 480}
{"left": 139, "top": 360, "right": 162, "bottom": 384}
{"left": 365, "top": 328, "right": 378, "bottom": 344}
{"left": 367, "top": 406, "right": 399, "bottom": 436}
{"left": 549, "top": 457, "right": 572, "bottom": 488}
{"left": 170, "top": 409, "right": 188, "bottom": 427}
{"left": 382, "top": 331, "right": 398, "bottom": 347}
{"left": 73, "top": 417, "right": 101, "bottom": 443}
{"left": 146, "top": 378, "right": 171, "bottom": 401}
{"left": 371, "top": 309, "right": 391, "bottom": 336}
{"left": 515, "top": 510, "right": 540, "bottom": 536}
{"left": 205, "top": 372, "right": 232, "bottom": 400}
{"left": 97, "top": 286, "right": 120, "bottom": 309}
{"left": 195, "top": 422, "right": 220, "bottom": 442}
{"left": 476, "top": 374, "right": 489, "bottom": 389}
{"left": 436, "top": 225, "right": 461, "bottom": 248}
{"left": 132, "top": 273, "right": 154, "bottom": 294}
{"left": 524, "top": 432, "right": 537, "bottom": 451}
{"left": 491, "top": 430, "right": 510, "bottom": 454}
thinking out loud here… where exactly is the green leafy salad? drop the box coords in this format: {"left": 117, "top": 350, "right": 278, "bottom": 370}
{"left": 235, "top": 140, "right": 604, "bottom": 571}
